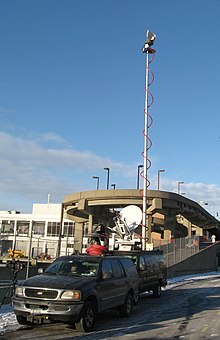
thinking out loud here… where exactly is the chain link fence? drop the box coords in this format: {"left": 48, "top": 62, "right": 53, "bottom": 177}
{"left": 152, "top": 236, "right": 202, "bottom": 267}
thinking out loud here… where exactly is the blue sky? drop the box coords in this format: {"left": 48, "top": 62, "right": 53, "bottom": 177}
{"left": 1, "top": 0, "right": 220, "bottom": 215}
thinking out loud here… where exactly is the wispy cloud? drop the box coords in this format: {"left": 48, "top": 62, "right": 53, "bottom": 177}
{"left": 0, "top": 132, "right": 131, "bottom": 170}
{"left": 156, "top": 178, "right": 220, "bottom": 216}
{"left": 184, "top": 182, "right": 220, "bottom": 214}
{"left": 146, "top": 173, "right": 220, "bottom": 217}
{"left": 0, "top": 131, "right": 220, "bottom": 216}
{"left": 0, "top": 131, "right": 133, "bottom": 211}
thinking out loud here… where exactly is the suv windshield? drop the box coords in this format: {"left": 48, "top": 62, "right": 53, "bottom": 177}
{"left": 45, "top": 258, "right": 100, "bottom": 277}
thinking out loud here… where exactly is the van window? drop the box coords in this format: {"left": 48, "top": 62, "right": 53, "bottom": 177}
{"left": 144, "top": 256, "right": 158, "bottom": 274}
{"left": 45, "top": 261, "right": 62, "bottom": 274}
{"left": 101, "top": 259, "right": 113, "bottom": 278}
{"left": 111, "top": 259, "right": 125, "bottom": 279}
{"left": 139, "top": 256, "right": 146, "bottom": 270}
{"left": 119, "top": 258, "right": 137, "bottom": 277}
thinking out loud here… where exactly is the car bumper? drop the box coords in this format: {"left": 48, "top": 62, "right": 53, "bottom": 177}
{"left": 13, "top": 297, "right": 84, "bottom": 322}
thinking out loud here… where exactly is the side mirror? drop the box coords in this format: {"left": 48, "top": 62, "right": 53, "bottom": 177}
{"left": 38, "top": 268, "right": 44, "bottom": 274}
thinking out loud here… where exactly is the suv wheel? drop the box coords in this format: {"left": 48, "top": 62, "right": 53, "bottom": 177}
{"left": 16, "top": 315, "right": 32, "bottom": 325}
{"left": 133, "top": 291, "right": 139, "bottom": 305}
{"left": 118, "top": 293, "right": 133, "bottom": 317}
{"left": 75, "top": 301, "right": 96, "bottom": 333}
{"left": 152, "top": 283, "right": 162, "bottom": 298}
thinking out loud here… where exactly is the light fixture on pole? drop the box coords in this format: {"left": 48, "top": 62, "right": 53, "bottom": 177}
{"left": 104, "top": 167, "right": 110, "bottom": 189}
{"left": 111, "top": 184, "right": 116, "bottom": 189}
{"left": 92, "top": 176, "right": 99, "bottom": 190}
{"left": 199, "top": 200, "right": 208, "bottom": 206}
{"left": 157, "top": 169, "right": 165, "bottom": 190}
{"left": 137, "top": 165, "right": 143, "bottom": 189}
{"left": 177, "top": 181, "right": 184, "bottom": 195}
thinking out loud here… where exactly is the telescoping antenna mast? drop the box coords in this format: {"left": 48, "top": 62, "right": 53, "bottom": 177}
{"left": 141, "top": 30, "right": 156, "bottom": 250}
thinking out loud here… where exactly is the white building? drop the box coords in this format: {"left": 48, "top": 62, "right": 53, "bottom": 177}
{"left": 0, "top": 204, "right": 82, "bottom": 259}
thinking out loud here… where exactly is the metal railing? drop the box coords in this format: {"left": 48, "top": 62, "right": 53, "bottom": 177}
{"left": 152, "top": 236, "right": 201, "bottom": 267}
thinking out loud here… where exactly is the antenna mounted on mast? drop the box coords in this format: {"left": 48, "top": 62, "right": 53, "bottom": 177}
{"left": 141, "top": 30, "right": 156, "bottom": 250}
{"left": 142, "top": 30, "right": 156, "bottom": 52}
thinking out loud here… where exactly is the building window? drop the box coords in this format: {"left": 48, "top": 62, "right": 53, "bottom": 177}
{"left": 33, "top": 221, "right": 45, "bottom": 236}
{"left": 1, "top": 220, "right": 15, "bottom": 234}
{"left": 63, "top": 222, "right": 75, "bottom": 237}
{"left": 17, "top": 221, "right": 30, "bottom": 235}
{"left": 67, "top": 243, "right": 74, "bottom": 248}
{"left": 47, "top": 222, "right": 61, "bottom": 236}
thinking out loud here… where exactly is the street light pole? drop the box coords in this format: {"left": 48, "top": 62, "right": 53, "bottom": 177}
{"left": 177, "top": 181, "right": 184, "bottom": 195}
{"left": 92, "top": 176, "right": 99, "bottom": 190}
{"left": 104, "top": 167, "right": 110, "bottom": 189}
{"left": 26, "top": 220, "right": 33, "bottom": 279}
{"left": 137, "top": 165, "right": 143, "bottom": 189}
{"left": 111, "top": 184, "right": 116, "bottom": 189}
{"left": 56, "top": 203, "right": 64, "bottom": 259}
{"left": 157, "top": 169, "right": 165, "bottom": 190}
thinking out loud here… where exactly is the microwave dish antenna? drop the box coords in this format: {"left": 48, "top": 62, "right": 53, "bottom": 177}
{"left": 120, "top": 205, "right": 142, "bottom": 231}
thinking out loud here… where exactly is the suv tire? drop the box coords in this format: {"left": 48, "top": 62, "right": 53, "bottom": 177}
{"left": 152, "top": 283, "right": 162, "bottom": 298}
{"left": 118, "top": 293, "right": 133, "bottom": 317}
{"left": 75, "top": 301, "right": 96, "bottom": 333}
{"left": 133, "top": 291, "right": 139, "bottom": 305}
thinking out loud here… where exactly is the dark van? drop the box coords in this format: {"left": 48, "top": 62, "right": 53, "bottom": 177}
{"left": 111, "top": 250, "right": 167, "bottom": 297}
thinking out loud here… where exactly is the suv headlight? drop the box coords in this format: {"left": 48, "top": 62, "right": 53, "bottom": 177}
{"left": 15, "top": 286, "right": 24, "bottom": 297}
{"left": 60, "top": 290, "right": 81, "bottom": 300}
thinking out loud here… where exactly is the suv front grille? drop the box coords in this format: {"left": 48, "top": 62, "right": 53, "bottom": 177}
{"left": 24, "top": 288, "right": 58, "bottom": 299}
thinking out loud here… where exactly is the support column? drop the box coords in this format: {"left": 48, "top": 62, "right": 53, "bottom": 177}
{"left": 88, "top": 214, "right": 93, "bottom": 235}
{"left": 195, "top": 226, "right": 203, "bottom": 236}
{"left": 182, "top": 218, "right": 192, "bottom": 237}
{"left": 164, "top": 229, "right": 171, "bottom": 241}
{"left": 74, "top": 221, "right": 84, "bottom": 252}
{"left": 164, "top": 213, "right": 176, "bottom": 241}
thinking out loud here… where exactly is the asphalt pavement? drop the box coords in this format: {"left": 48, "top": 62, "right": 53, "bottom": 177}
{"left": 1, "top": 276, "right": 220, "bottom": 339}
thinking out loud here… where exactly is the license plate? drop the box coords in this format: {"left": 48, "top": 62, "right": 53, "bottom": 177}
{"left": 30, "top": 309, "right": 42, "bottom": 315}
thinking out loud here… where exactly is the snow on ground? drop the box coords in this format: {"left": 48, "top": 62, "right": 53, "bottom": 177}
{"left": 0, "top": 271, "right": 220, "bottom": 336}
{"left": 165, "top": 271, "right": 220, "bottom": 289}
{"left": 0, "top": 303, "right": 19, "bottom": 335}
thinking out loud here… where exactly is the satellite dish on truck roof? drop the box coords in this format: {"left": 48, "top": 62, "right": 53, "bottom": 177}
{"left": 120, "top": 205, "right": 142, "bottom": 231}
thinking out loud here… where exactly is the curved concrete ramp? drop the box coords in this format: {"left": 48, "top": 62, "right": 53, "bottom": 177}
{"left": 63, "top": 188, "right": 219, "bottom": 234}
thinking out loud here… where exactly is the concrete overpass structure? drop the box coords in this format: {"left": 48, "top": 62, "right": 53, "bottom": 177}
{"left": 62, "top": 189, "right": 219, "bottom": 252}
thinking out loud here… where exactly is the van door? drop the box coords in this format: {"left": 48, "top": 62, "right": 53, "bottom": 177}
{"left": 144, "top": 256, "right": 159, "bottom": 288}
{"left": 138, "top": 255, "right": 150, "bottom": 293}
{"left": 97, "top": 258, "right": 126, "bottom": 311}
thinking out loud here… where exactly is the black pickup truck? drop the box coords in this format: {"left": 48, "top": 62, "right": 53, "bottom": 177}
{"left": 110, "top": 250, "right": 167, "bottom": 298}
